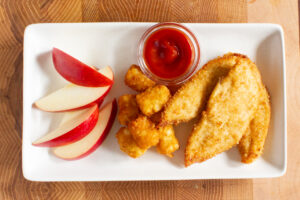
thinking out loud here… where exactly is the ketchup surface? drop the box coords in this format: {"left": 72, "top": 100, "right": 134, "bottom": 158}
{"left": 143, "top": 28, "right": 194, "bottom": 79}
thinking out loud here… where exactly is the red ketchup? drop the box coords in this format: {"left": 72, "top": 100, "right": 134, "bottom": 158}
{"left": 143, "top": 28, "right": 195, "bottom": 79}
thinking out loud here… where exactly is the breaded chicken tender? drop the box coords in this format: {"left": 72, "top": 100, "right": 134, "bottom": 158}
{"left": 156, "top": 125, "right": 179, "bottom": 157}
{"left": 136, "top": 85, "right": 171, "bottom": 117}
{"left": 116, "top": 127, "right": 147, "bottom": 158}
{"left": 238, "top": 86, "right": 271, "bottom": 163}
{"left": 117, "top": 94, "right": 139, "bottom": 126}
{"left": 161, "top": 54, "right": 242, "bottom": 126}
{"left": 185, "top": 59, "right": 261, "bottom": 166}
{"left": 125, "top": 65, "right": 156, "bottom": 92}
{"left": 128, "top": 115, "right": 160, "bottom": 149}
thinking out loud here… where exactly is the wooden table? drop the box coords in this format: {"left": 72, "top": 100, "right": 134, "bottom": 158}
{"left": 0, "top": 0, "right": 299, "bottom": 199}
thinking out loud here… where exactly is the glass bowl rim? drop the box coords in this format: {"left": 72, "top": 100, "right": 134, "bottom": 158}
{"left": 137, "top": 22, "right": 200, "bottom": 86}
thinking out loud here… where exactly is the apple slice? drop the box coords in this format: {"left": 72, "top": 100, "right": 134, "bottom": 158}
{"left": 34, "top": 66, "right": 113, "bottom": 112}
{"left": 59, "top": 100, "right": 103, "bottom": 125}
{"left": 52, "top": 99, "right": 117, "bottom": 160}
{"left": 32, "top": 104, "right": 99, "bottom": 147}
{"left": 52, "top": 48, "right": 113, "bottom": 87}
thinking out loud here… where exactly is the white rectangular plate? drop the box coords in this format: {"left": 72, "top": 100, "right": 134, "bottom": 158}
{"left": 23, "top": 23, "right": 286, "bottom": 181}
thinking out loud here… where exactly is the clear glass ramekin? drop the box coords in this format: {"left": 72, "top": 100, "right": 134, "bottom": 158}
{"left": 138, "top": 22, "right": 200, "bottom": 86}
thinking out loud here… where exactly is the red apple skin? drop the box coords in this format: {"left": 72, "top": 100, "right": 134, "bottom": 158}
{"left": 34, "top": 67, "right": 114, "bottom": 112}
{"left": 55, "top": 99, "right": 117, "bottom": 160}
{"left": 57, "top": 66, "right": 114, "bottom": 112}
{"left": 52, "top": 48, "right": 113, "bottom": 87}
{"left": 33, "top": 104, "right": 99, "bottom": 147}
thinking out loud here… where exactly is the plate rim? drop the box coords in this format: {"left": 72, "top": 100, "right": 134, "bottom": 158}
{"left": 22, "top": 22, "right": 287, "bottom": 181}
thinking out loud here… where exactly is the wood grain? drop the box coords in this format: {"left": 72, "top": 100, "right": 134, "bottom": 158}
{"left": 0, "top": 0, "right": 297, "bottom": 199}
{"left": 248, "top": 0, "right": 300, "bottom": 200}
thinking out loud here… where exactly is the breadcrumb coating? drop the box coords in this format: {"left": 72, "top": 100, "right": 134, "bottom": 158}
{"left": 125, "top": 64, "right": 156, "bottom": 92}
{"left": 116, "top": 127, "right": 147, "bottom": 158}
{"left": 156, "top": 125, "right": 179, "bottom": 157}
{"left": 161, "top": 54, "right": 240, "bottom": 126}
{"left": 128, "top": 115, "right": 160, "bottom": 149}
{"left": 185, "top": 57, "right": 261, "bottom": 166}
{"left": 238, "top": 86, "right": 271, "bottom": 163}
{"left": 136, "top": 85, "right": 171, "bottom": 117}
{"left": 117, "top": 94, "right": 139, "bottom": 126}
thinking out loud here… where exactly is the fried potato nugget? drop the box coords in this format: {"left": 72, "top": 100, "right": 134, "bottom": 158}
{"left": 185, "top": 59, "right": 261, "bottom": 166}
{"left": 128, "top": 115, "right": 160, "bottom": 149}
{"left": 125, "top": 65, "right": 156, "bottom": 92}
{"left": 238, "top": 86, "right": 271, "bottom": 163}
{"left": 136, "top": 85, "right": 171, "bottom": 117}
{"left": 161, "top": 54, "right": 241, "bottom": 126}
{"left": 117, "top": 94, "right": 139, "bottom": 126}
{"left": 116, "top": 127, "right": 147, "bottom": 158}
{"left": 156, "top": 125, "right": 179, "bottom": 157}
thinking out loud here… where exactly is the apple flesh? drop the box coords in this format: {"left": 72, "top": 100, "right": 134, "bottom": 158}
{"left": 34, "top": 66, "right": 113, "bottom": 112}
{"left": 32, "top": 104, "right": 99, "bottom": 147}
{"left": 52, "top": 99, "right": 117, "bottom": 160}
{"left": 59, "top": 100, "right": 103, "bottom": 125}
{"left": 52, "top": 48, "right": 113, "bottom": 87}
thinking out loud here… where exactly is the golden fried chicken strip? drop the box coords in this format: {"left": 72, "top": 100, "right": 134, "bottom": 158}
{"left": 117, "top": 94, "right": 139, "bottom": 126}
{"left": 125, "top": 65, "right": 156, "bottom": 92}
{"left": 128, "top": 115, "right": 160, "bottom": 149}
{"left": 156, "top": 125, "right": 179, "bottom": 157}
{"left": 136, "top": 85, "right": 171, "bottom": 117}
{"left": 161, "top": 54, "right": 241, "bottom": 126}
{"left": 238, "top": 86, "right": 271, "bottom": 163}
{"left": 185, "top": 59, "right": 261, "bottom": 167}
{"left": 116, "top": 127, "right": 147, "bottom": 158}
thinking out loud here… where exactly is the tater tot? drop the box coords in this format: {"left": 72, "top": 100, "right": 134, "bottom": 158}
{"left": 125, "top": 65, "right": 156, "bottom": 92}
{"left": 117, "top": 94, "right": 139, "bottom": 126}
{"left": 157, "top": 125, "right": 179, "bottom": 157}
{"left": 128, "top": 115, "right": 160, "bottom": 149}
{"left": 136, "top": 85, "right": 171, "bottom": 117}
{"left": 116, "top": 127, "right": 147, "bottom": 158}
